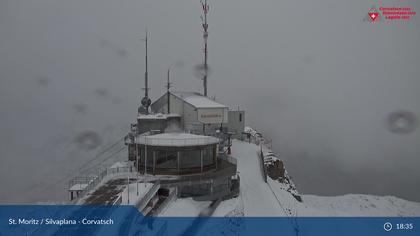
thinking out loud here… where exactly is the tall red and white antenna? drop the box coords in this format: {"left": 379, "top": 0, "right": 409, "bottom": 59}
{"left": 201, "top": 0, "right": 209, "bottom": 97}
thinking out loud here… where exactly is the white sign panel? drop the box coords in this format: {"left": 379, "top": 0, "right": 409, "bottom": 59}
{"left": 197, "top": 108, "right": 227, "bottom": 124}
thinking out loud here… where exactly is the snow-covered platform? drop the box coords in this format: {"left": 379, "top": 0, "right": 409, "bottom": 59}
{"left": 82, "top": 178, "right": 136, "bottom": 205}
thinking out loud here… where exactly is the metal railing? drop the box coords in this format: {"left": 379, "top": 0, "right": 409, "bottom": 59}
{"left": 106, "top": 166, "right": 134, "bottom": 175}
{"left": 68, "top": 176, "right": 96, "bottom": 188}
{"left": 259, "top": 149, "right": 268, "bottom": 183}
{"left": 136, "top": 182, "right": 161, "bottom": 211}
{"left": 68, "top": 166, "right": 136, "bottom": 201}
{"left": 113, "top": 195, "right": 123, "bottom": 205}
{"left": 69, "top": 154, "right": 237, "bottom": 202}
{"left": 152, "top": 188, "right": 177, "bottom": 216}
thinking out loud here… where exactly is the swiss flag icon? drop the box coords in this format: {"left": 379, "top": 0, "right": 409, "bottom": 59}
{"left": 369, "top": 12, "right": 379, "bottom": 21}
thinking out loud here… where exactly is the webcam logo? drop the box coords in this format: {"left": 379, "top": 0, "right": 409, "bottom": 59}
{"left": 364, "top": 5, "right": 416, "bottom": 22}
{"left": 364, "top": 6, "right": 383, "bottom": 22}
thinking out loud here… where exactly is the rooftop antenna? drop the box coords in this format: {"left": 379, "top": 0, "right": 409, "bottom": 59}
{"left": 139, "top": 29, "right": 151, "bottom": 114}
{"left": 201, "top": 0, "right": 209, "bottom": 97}
{"left": 166, "top": 69, "right": 172, "bottom": 114}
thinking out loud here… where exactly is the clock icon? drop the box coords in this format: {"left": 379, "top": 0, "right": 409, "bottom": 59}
{"left": 384, "top": 222, "right": 393, "bottom": 232}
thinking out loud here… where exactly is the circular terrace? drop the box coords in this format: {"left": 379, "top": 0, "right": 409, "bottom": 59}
{"left": 135, "top": 133, "right": 220, "bottom": 175}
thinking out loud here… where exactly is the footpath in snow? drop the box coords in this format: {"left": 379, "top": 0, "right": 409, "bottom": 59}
{"left": 230, "top": 140, "right": 288, "bottom": 216}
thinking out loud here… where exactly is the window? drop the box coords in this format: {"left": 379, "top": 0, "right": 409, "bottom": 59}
{"left": 202, "top": 146, "right": 214, "bottom": 166}
{"left": 155, "top": 150, "right": 177, "bottom": 169}
{"left": 239, "top": 113, "right": 242, "bottom": 122}
{"left": 180, "top": 149, "right": 201, "bottom": 168}
{"left": 139, "top": 147, "right": 155, "bottom": 167}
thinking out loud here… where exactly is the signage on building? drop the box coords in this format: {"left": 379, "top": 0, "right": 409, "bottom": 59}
{"left": 197, "top": 108, "right": 228, "bottom": 124}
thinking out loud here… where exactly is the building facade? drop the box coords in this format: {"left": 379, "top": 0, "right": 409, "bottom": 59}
{"left": 151, "top": 91, "right": 244, "bottom": 138}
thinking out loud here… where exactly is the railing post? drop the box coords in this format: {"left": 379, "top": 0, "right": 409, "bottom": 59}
{"left": 177, "top": 151, "right": 180, "bottom": 174}
{"left": 153, "top": 151, "right": 156, "bottom": 175}
{"left": 200, "top": 149, "right": 203, "bottom": 173}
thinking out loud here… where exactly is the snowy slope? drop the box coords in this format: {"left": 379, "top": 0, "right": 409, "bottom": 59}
{"left": 231, "top": 141, "right": 289, "bottom": 216}
{"left": 301, "top": 194, "right": 420, "bottom": 216}
{"left": 160, "top": 139, "right": 420, "bottom": 217}
{"left": 161, "top": 198, "right": 213, "bottom": 217}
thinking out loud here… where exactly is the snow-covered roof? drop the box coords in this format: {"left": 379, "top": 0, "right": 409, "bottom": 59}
{"left": 137, "top": 113, "right": 181, "bottom": 120}
{"left": 69, "top": 183, "right": 88, "bottom": 191}
{"left": 171, "top": 91, "right": 227, "bottom": 109}
{"left": 110, "top": 161, "right": 130, "bottom": 169}
{"left": 136, "top": 132, "right": 219, "bottom": 147}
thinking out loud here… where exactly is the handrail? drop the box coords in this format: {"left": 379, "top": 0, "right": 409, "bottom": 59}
{"left": 136, "top": 182, "right": 161, "bottom": 211}
{"left": 113, "top": 194, "right": 123, "bottom": 205}
{"left": 68, "top": 166, "right": 136, "bottom": 201}
{"left": 258, "top": 149, "right": 268, "bottom": 183}
{"left": 152, "top": 188, "right": 177, "bottom": 216}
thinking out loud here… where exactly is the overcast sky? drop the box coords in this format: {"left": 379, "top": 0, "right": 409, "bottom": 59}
{"left": 0, "top": 0, "right": 419, "bottom": 203}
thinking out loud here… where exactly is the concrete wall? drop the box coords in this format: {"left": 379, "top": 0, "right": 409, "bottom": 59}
{"left": 226, "top": 110, "right": 245, "bottom": 139}
{"left": 182, "top": 102, "right": 200, "bottom": 132}
{"left": 137, "top": 119, "right": 167, "bottom": 134}
{"left": 151, "top": 93, "right": 184, "bottom": 116}
{"left": 136, "top": 116, "right": 182, "bottom": 135}
{"left": 169, "top": 93, "right": 184, "bottom": 116}
{"left": 151, "top": 93, "right": 185, "bottom": 131}
{"left": 151, "top": 93, "right": 168, "bottom": 114}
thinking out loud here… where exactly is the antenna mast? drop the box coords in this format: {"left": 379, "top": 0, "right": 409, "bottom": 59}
{"left": 144, "top": 30, "right": 149, "bottom": 98}
{"left": 201, "top": 0, "right": 209, "bottom": 97}
{"left": 166, "top": 69, "right": 172, "bottom": 114}
{"left": 139, "top": 30, "right": 151, "bottom": 114}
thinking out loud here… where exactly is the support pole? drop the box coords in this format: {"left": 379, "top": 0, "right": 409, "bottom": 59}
{"left": 136, "top": 140, "right": 139, "bottom": 196}
{"left": 167, "top": 69, "right": 171, "bottom": 114}
{"left": 136, "top": 147, "right": 139, "bottom": 196}
{"left": 127, "top": 175, "right": 130, "bottom": 204}
{"left": 145, "top": 137, "right": 147, "bottom": 175}
{"left": 214, "top": 146, "right": 217, "bottom": 169}
{"left": 177, "top": 151, "right": 180, "bottom": 174}
{"left": 153, "top": 151, "right": 156, "bottom": 175}
{"left": 200, "top": 149, "right": 203, "bottom": 173}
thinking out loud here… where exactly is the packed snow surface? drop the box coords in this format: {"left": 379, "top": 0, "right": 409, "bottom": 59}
{"left": 161, "top": 198, "right": 212, "bottom": 216}
{"left": 231, "top": 141, "right": 288, "bottom": 216}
